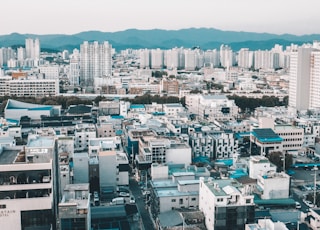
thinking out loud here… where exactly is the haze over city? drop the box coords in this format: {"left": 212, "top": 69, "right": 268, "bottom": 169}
{"left": 2, "top": 0, "right": 320, "bottom": 35}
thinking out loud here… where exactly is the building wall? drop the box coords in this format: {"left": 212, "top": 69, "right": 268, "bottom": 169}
{"left": 257, "top": 172, "right": 290, "bottom": 199}
{"left": 73, "top": 153, "right": 89, "bottom": 183}
{"left": 158, "top": 194, "right": 199, "bottom": 213}
{"left": 99, "top": 151, "right": 117, "bottom": 187}
{"left": 166, "top": 145, "right": 191, "bottom": 166}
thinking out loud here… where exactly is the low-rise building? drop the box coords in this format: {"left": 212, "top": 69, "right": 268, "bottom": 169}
{"left": 199, "top": 177, "right": 255, "bottom": 230}
{"left": 58, "top": 183, "right": 91, "bottom": 230}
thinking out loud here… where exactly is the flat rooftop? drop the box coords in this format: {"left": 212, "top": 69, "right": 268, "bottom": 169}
{"left": 204, "top": 178, "right": 243, "bottom": 197}
{"left": 0, "top": 149, "right": 22, "bottom": 164}
{"left": 156, "top": 188, "right": 198, "bottom": 197}
{"left": 27, "top": 137, "right": 55, "bottom": 148}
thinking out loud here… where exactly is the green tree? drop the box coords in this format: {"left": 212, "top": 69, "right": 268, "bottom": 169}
{"left": 267, "top": 151, "right": 293, "bottom": 171}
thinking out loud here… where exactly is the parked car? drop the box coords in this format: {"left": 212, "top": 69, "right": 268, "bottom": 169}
{"left": 303, "top": 200, "right": 315, "bottom": 208}
{"left": 119, "top": 192, "right": 130, "bottom": 197}
{"left": 295, "top": 201, "right": 301, "bottom": 209}
{"left": 129, "top": 196, "right": 135, "bottom": 204}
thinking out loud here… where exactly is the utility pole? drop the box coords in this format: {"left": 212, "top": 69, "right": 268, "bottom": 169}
{"left": 314, "top": 166, "right": 318, "bottom": 207}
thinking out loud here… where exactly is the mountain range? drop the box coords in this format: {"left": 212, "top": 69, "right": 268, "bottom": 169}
{"left": 1, "top": 28, "right": 320, "bottom": 52}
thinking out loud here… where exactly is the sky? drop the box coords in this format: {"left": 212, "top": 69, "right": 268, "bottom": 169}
{"left": 1, "top": 0, "right": 320, "bottom": 35}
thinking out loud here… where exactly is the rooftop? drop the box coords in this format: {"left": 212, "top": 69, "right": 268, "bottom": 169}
{"left": 27, "top": 136, "right": 55, "bottom": 148}
{"left": 0, "top": 149, "right": 22, "bottom": 164}
{"left": 203, "top": 178, "right": 243, "bottom": 197}
{"left": 252, "top": 128, "right": 283, "bottom": 143}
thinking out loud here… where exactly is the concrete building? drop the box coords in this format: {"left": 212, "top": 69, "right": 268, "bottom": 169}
{"left": 0, "top": 135, "right": 57, "bottom": 230}
{"left": 0, "top": 76, "right": 59, "bottom": 97}
{"left": 74, "top": 123, "right": 97, "bottom": 151}
{"left": 59, "top": 184, "right": 91, "bottom": 230}
{"left": 274, "top": 124, "right": 304, "bottom": 155}
{"left": 99, "top": 151, "right": 129, "bottom": 189}
{"left": 199, "top": 177, "right": 255, "bottom": 230}
{"left": 245, "top": 219, "right": 288, "bottom": 230}
{"left": 38, "top": 65, "right": 59, "bottom": 79}
{"left": 186, "top": 94, "right": 239, "bottom": 121}
{"left": 289, "top": 46, "right": 313, "bottom": 112}
{"left": 162, "top": 103, "right": 185, "bottom": 116}
{"left": 69, "top": 60, "right": 80, "bottom": 86}
{"left": 160, "top": 78, "right": 179, "bottom": 95}
{"left": 151, "top": 48, "right": 164, "bottom": 69}
{"left": 238, "top": 48, "right": 253, "bottom": 69}
{"left": 25, "top": 38, "right": 40, "bottom": 59}
{"left": 256, "top": 171, "right": 290, "bottom": 200}
{"left": 139, "top": 48, "right": 150, "bottom": 69}
{"left": 249, "top": 156, "right": 277, "bottom": 179}
{"left": 80, "top": 41, "right": 112, "bottom": 88}
{"left": 250, "top": 128, "right": 283, "bottom": 156}
{"left": 150, "top": 172, "right": 200, "bottom": 219}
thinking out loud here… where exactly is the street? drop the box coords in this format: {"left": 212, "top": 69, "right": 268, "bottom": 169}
{"left": 129, "top": 176, "right": 155, "bottom": 230}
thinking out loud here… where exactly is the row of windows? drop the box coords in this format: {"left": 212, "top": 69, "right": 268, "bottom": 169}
{"left": 283, "top": 144, "right": 302, "bottom": 148}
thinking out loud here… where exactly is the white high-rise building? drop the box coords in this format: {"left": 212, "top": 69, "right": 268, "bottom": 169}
{"left": 309, "top": 51, "right": 320, "bottom": 108}
{"left": 165, "top": 48, "right": 179, "bottom": 69}
{"left": 184, "top": 49, "right": 196, "bottom": 70}
{"left": 69, "top": 60, "right": 80, "bottom": 86}
{"left": 80, "top": 41, "right": 112, "bottom": 87}
{"left": 238, "top": 48, "right": 253, "bottom": 69}
{"left": 204, "top": 49, "right": 220, "bottom": 67}
{"left": 288, "top": 46, "right": 314, "bottom": 111}
{"left": 151, "top": 48, "right": 164, "bottom": 69}
{"left": 220, "top": 44, "right": 234, "bottom": 68}
{"left": 139, "top": 49, "right": 150, "bottom": 68}
{"left": 17, "top": 47, "right": 26, "bottom": 61}
{"left": 25, "top": 38, "right": 40, "bottom": 59}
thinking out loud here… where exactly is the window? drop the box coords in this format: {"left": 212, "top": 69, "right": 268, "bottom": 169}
{"left": 171, "top": 199, "right": 176, "bottom": 202}
{"left": 191, "top": 198, "right": 196, "bottom": 201}
{"left": 246, "top": 199, "right": 251, "bottom": 204}
{"left": 0, "top": 204, "right": 6, "bottom": 209}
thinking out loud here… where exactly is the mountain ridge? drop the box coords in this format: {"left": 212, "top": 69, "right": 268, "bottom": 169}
{"left": 0, "top": 28, "right": 319, "bottom": 51}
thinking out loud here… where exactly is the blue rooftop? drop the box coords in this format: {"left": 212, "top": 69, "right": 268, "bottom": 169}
{"left": 130, "top": 104, "right": 145, "bottom": 109}
{"left": 252, "top": 128, "right": 283, "bottom": 143}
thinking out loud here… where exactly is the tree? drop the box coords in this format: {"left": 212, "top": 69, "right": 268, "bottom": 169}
{"left": 267, "top": 151, "right": 293, "bottom": 171}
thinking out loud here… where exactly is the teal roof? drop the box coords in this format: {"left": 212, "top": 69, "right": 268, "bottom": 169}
{"left": 252, "top": 128, "right": 283, "bottom": 143}
{"left": 130, "top": 104, "right": 145, "bottom": 109}
{"left": 254, "top": 197, "right": 296, "bottom": 205}
{"left": 28, "top": 106, "right": 53, "bottom": 111}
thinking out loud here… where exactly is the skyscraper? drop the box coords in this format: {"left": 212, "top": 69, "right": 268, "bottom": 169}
{"left": 80, "top": 41, "right": 112, "bottom": 88}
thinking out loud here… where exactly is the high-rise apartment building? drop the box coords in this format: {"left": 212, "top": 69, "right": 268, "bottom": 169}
{"left": 238, "top": 48, "right": 253, "bottom": 69}
{"left": 289, "top": 46, "right": 314, "bottom": 111}
{"left": 139, "top": 49, "right": 150, "bottom": 69}
{"left": 220, "top": 45, "right": 234, "bottom": 68}
{"left": 150, "top": 48, "right": 164, "bottom": 69}
{"left": 80, "top": 41, "right": 112, "bottom": 87}
{"left": 25, "top": 38, "right": 40, "bottom": 59}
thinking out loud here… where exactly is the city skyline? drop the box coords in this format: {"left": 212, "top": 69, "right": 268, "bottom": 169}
{"left": 2, "top": 0, "right": 320, "bottom": 36}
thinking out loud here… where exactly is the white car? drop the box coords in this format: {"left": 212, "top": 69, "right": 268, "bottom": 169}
{"left": 129, "top": 196, "right": 135, "bottom": 204}
{"left": 119, "top": 192, "right": 130, "bottom": 197}
{"left": 303, "top": 200, "right": 315, "bottom": 208}
{"left": 295, "top": 201, "right": 301, "bottom": 209}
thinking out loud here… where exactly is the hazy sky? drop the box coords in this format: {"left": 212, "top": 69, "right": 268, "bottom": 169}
{"left": 1, "top": 0, "right": 320, "bottom": 35}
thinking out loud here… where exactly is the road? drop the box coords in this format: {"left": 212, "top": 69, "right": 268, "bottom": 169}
{"left": 129, "top": 177, "right": 155, "bottom": 230}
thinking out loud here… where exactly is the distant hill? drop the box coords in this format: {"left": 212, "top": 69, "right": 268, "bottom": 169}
{"left": 0, "top": 28, "right": 319, "bottom": 51}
